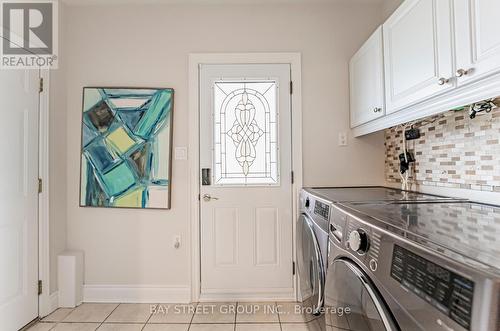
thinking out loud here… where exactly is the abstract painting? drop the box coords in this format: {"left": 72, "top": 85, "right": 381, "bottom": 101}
{"left": 80, "top": 87, "right": 174, "bottom": 209}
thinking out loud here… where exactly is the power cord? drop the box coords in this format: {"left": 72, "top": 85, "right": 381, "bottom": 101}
{"left": 396, "top": 122, "right": 415, "bottom": 191}
{"left": 468, "top": 98, "right": 498, "bottom": 119}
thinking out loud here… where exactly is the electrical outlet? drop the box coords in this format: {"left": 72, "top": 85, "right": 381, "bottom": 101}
{"left": 405, "top": 128, "right": 421, "bottom": 140}
{"left": 338, "top": 132, "right": 348, "bottom": 147}
{"left": 173, "top": 235, "right": 181, "bottom": 249}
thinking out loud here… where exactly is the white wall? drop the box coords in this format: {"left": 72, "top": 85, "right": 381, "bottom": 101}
{"left": 62, "top": 2, "right": 386, "bottom": 291}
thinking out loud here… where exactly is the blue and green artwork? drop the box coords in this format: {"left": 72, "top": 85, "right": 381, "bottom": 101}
{"left": 80, "top": 87, "right": 174, "bottom": 209}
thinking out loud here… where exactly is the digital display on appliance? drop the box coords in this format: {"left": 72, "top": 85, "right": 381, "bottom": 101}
{"left": 391, "top": 245, "right": 474, "bottom": 330}
{"left": 314, "top": 201, "right": 330, "bottom": 220}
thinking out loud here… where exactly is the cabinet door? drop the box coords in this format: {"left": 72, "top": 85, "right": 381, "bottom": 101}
{"left": 383, "top": 0, "right": 454, "bottom": 114}
{"left": 454, "top": 0, "right": 500, "bottom": 86}
{"left": 350, "top": 26, "right": 385, "bottom": 128}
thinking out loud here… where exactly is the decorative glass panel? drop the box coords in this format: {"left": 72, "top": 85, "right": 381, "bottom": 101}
{"left": 213, "top": 80, "right": 279, "bottom": 185}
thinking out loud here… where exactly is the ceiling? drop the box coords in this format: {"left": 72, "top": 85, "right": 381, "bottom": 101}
{"left": 62, "top": 0, "right": 384, "bottom": 6}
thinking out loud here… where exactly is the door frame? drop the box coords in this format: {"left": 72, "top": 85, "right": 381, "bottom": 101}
{"left": 38, "top": 69, "right": 54, "bottom": 317}
{"left": 188, "top": 53, "right": 303, "bottom": 302}
{"left": 2, "top": 25, "right": 53, "bottom": 318}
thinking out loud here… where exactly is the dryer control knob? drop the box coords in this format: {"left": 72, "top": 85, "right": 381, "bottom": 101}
{"left": 348, "top": 230, "right": 369, "bottom": 254}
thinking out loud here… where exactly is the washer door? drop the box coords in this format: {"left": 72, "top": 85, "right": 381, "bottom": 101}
{"left": 324, "top": 258, "right": 399, "bottom": 331}
{"left": 297, "top": 213, "right": 325, "bottom": 315}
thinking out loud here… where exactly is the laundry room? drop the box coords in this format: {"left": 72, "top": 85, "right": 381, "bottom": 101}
{"left": 0, "top": 0, "right": 499, "bottom": 331}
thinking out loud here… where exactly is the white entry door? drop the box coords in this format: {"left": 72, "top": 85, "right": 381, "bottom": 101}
{"left": 199, "top": 64, "right": 294, "bottom": 300}
{"left": 0, "top": 69, "right": 40, "bottom": 330}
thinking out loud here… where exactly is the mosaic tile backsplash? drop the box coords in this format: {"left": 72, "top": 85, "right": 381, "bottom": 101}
{"left": 385, "top": 103, "right": 500, "bottom": 192}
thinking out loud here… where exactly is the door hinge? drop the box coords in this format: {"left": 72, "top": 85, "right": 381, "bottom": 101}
{"left": 39, "top": 78, "right": 44, "bottom": 93}
{"left": 38, "top": 280, "right": 42, "bottom": 295}
{"left": 291, "top": 171, "right": 295, "bottom": 184}
{"left": 290, "top": 81, "right": 293, "bottom": 95}
{"left": 292, "top": 262, "right": 296, "bottom": 275}
{"left": 38, "top": 178, "right": 43, "bottom": 193}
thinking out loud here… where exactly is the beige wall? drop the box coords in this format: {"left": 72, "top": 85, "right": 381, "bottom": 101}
{"left": 61, "top": 2, "right": 386, "bottom": 287}
{"left": 382, "top": 0, "right": 403, "bottom": 20}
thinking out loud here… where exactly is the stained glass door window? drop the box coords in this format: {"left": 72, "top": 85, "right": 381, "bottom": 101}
{"left": 213, "top": 80, "right": 279, "bottom": 185}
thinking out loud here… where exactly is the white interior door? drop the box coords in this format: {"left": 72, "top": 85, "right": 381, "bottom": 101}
{"left": 199, "top": 64, "right": 294, "bottom": 300}
{"left": 0, "top": 69, "right": 40, "bottom": 330}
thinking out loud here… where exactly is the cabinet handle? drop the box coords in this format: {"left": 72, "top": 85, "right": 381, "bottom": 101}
{"left": 437, "top": 77, "right": 450, "bottom": 86}
{"left": 456, "top": 68, "right": 471, "bottom": 78}
{"left": 373, "top": 107, "right": 382, "bottom": 113}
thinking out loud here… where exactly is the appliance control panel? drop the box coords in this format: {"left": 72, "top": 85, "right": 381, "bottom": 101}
{"left": 391, "top": 245, "right": 474, "bottom": 330}
{"left": 314, "top": 200, "right": 330, "bottom": 220}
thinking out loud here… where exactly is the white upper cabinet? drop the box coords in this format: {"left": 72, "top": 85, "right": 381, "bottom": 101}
{"left": 383, "top": 0, "right": 455, "bottom": 114}
{"left": 349, "top": 0, "right": 500, "bottom": 136}
{"left": 454, "top": 0, "right": 500, "bottom": 86}
{"left": 350, "top": 26, "right": 385, "bottom": 128}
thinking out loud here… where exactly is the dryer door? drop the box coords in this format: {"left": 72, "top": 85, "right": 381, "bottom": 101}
{"left": 297, "top": 213, "right": 325, "bottom": 315}
{"left": 324, "top": 258, "right": 399, "bottom": 331}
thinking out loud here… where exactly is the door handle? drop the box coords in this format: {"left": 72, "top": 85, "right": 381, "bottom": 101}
{"left": 203, "top": 194, "right": 219, "bottom": 202}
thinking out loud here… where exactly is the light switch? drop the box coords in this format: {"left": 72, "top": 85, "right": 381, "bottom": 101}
{"left": 338, "top": 132, "right": 348, "bottom": 147}
{"left": 175, "top": 147, "right": 188, "bottom": 160}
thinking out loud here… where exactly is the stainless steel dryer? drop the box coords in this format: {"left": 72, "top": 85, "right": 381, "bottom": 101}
{"left": 297, "top": 187, "right": 465, "bottom": 317}
{"left": 297, "top": 189, "right": 331, "bottom": 315}
{"left": 322, "top": 201, "right": 500, "bottom": 331}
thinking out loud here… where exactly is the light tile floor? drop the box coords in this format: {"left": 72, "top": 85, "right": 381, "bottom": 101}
{"left": 26, "top": 302, "right": 348, "bottom": 331}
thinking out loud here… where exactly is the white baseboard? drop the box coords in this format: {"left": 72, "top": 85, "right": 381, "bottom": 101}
{"left": 199, "top": 288, "right": 295, "bottom": 302}
{"left": 83, "top": 285, "right": 191, "bottom": 303}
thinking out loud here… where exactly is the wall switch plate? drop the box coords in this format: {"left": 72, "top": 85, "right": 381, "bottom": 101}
{"left": 338, "top": 132, "right": 348, "bottom": 146}
{"left": 174, "top": 147, "right": 187, "bottom": 160}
